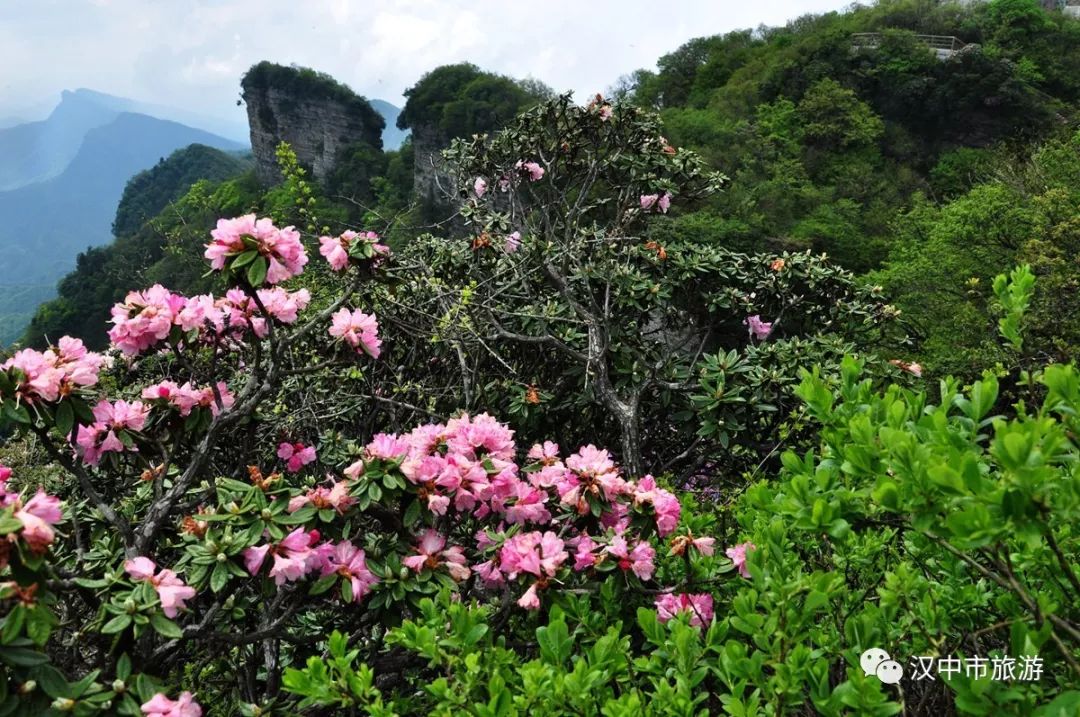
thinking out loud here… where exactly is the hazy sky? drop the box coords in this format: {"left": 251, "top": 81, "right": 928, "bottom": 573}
{"left": 2, "top": 0, "right": 853, "bottom": 123}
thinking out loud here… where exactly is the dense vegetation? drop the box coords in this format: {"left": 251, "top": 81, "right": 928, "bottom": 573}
{"left": 3, "top": 1, "right": 1080, "bottom": 714}
{"left": 397, "top": 62, "right": 551, "bottom": 142}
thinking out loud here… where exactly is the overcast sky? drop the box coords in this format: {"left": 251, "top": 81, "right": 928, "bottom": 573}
{"left": 2, "top": 0, "right": 854, "bottom": 124}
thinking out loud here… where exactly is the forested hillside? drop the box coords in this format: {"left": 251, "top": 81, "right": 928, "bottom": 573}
{"left": 4, "top": 2, "right": 1080, "bottom": 715}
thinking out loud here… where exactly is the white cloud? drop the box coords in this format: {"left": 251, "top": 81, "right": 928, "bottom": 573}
{"left": 0, "top": 0, "right": 853, "bottom": 126}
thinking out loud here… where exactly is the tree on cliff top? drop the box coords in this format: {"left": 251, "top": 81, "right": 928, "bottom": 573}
{"left": 397, "top": 62, "right": 552, "bottom": 140}
{"left": 241, "top": 61, "right": 385, "bottom": 150}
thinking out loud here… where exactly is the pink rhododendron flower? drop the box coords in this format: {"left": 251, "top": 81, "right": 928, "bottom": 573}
{"left": 288, "top": 478, "right": 354, "bottom": 514}
{"left": 473, "top": 177, "right": 488, "bottom": 198}
{"left": 499, "top": 531, "right": 567, "bottom": 580}
{"left": 142, "top": 381, "right": 234, "bottom": 417}
{"left": 245, "top": 528, "right": 323, "bottom": 586}
{"left": 124, "top": 557, "right": 197, "bottom": 618}
{"left": 329, "top": 308, "right": 381, "bottom": 358}
{"left": 640, "top": 192, "right": 672, "bottom": 214}
{"left": 889, "top": 359, "right": 923, "bottom": 377}
{"left": 76, "top": 399, "right": 150, "bottom": 466}
{"left": 445, "top": 413, "right": 516, "bottom": 460}
{"left": 243, "top": 545, "right": 270, "bottom": 576}
{"left": 318, "top": 234, "right": 349, "bottom": 271}
{"left": 571, "top": 534, "right": 597, "bottom": 571}
{"left": 124, "top": 556, "right": 158, "bottom": 581}
{"left": 655, "top": 593, "right": 714, "bottom": 627}
{"left": 403, "top": 530, "right": 471, "bottom": 581}
{"left": 633, "top": 475, "right": 681, "bottom": 536}
{"left": 504, "top": 231, "right": 521, "bottom": 253}
{"left": 0, "top": 338, "right": 107, "bottom": 403}
{"left": 155, "top": 570, "right": 197, "bottom": 618}
{"left": 744, "top": 315, "right": 773, "bottom": 341}
{"left": 692, "top": 536, "right": 715, "bottom": 555}
{"left": 14, "top": 489, "right": 63, "bottom": 550}
{"left": 366, "top": 433, "right": 409, "bottom": 460}
{"left": 320, "top": 541, "right": 379, "bottom": 602}
{"left": 726, "top": 541, "right": 756, "bottom": 578}
{"left": 277, "top": 442, "right": 317, "bottom": 473}
{"left": 474, "top": 559, "right": 504, "bottom": 587}
{"left": 527, "top": 441, "right": 560, "bottom": 464}
{"left": 599, "top": 104, "right": 613, "bottom": 120}
{"left": 204, "top": 215, "right": 308, "bottom": 284}
{"left": 108, "top": 285, "right": 185, "bottom": 355}
{"left": 606, "top": 536, "right": 655, "bottom": 580}
{"left": 517, "top": 583, "right": 541, "bottom": 610}
{"left": 318, "top": 231, "right": 388, "bottom": 272}
{"left": 516, "top": 160, "right": 545, "bottom": 181}
{"left": 141, "top": 691, "right": 202, "bottom": 717}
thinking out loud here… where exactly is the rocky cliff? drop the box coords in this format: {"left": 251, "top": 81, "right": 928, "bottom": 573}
{"left": 410, "top": 123, "right": 453, "bottom": 205}
{"left": 241, "top": 62, "right": 384, "bottom": 186}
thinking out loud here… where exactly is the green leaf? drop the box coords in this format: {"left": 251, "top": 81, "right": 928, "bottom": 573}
{"left": 309, "top": 574, "right": 338, "bottom": 596}
{"left": 210, "top": 563, "right": 230, "bottom": 593}
{"left": 1, "top": 605, "right": 25, "bottom": 644}
{"left": 31, "top": 664, "right": 70, "bottom": 699}
{"left": 247, "top": 256, "right": 268, "bottom": 287}
{"left": 232, "top": 249, "right": 259, "bottom": 269}
{"left": 54, "top": 400, "right": 74, "bottom": 437}
{"left": 536, "top": 617, "right": 572, "bottom": 666}
{"left": 116, "top": 653, "right": 132, "bottom": 681}
{"left": 3, "top": 400, "right": 30, "bottom": 425}
{"left": 150, "top": 614, "right": 182, "bottom": 639}
{"left": 24, "top": 605, "right": 55, "bottom": 646}
{"left": 0, "top": 646, "right": 50, "bottom": 667}
{"left": 100, "top": 614, "right": 132, "bottom": 635}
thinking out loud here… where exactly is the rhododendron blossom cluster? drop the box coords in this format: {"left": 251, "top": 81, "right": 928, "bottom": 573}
{"left": 204, "top": 214, "right": 308, "bottom": 283}
{"left": 326, "top": 413, "right": 698, "bottom": 610}
{"left": 140, "top": 691, "right": 202, "bottom": 717}
{"left": 655, "top": 593, "right": 714, "bottom": 627}
{"left": 329, "top": 308, "right": 381, "bottom": 358}
{"left": 318, "top": 230, "right": 389, "bottom": 272}
{"left": 640, "top": 192, "right": 673, "bottom": 214}
{"left": 75, "top": 399, "right": 150, "bottom": 465}
{"left": 141, "top": 380, "right": 235, "bottom": 417}
{"left": 278, "top": 441, "right": 317, "bottom": 472}
{"left": 744, "top": 315, "right": 774, "bottom": 341}
{"left": 108, "top": 284, "right": 312, "bottom": 355}
{"left": 0, "top": 337, "right": 106, "bottom": 403}
{"left": 0, "top": 464, "right": 64, "bottom": 555}
{"left": 124, "top": 557, "right": 197, "bottom": 618}
{"left": 726, "top": 541, "right": 756, "bottom": 578}
{"left": 515, "top": 159, "right": 545, "bottom": 182}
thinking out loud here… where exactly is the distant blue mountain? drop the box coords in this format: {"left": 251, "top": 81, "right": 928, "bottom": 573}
{"left": 0, "top": 112, "right": 243, "bottom": 344}
{"left": 0, "top": 89, "right": 250, "bottom": 191}
{"left": 370, "top": 99, "right": 409, "bottom": 149}
{"left": 0, "top": 90, "right": 124, "bottom": 190}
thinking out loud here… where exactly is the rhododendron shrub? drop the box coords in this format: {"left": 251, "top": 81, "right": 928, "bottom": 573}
{"left": 349, "top": 94, "right": 908, "bottom": 485}
{"left": 0, "top": 213, "right": 738, "bottom": 715}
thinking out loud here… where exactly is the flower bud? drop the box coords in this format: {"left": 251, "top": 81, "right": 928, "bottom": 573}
{"left": 399, "top": 567, "right": 409, "bottom": 580}
{"left": 227, "top": 502, "right": 240, "bottom": 514}
{"left": 123, "top": 599, "right": 137, "bottom": 614}
{"left": 51, "top": 698, "right": 76, "bottom": 711}
{"left": 111, "top": 680, "right": 126, "bottom": 693}
{"left": 260, "top": 509, "right": 273, "bottom": 520}
{"left": 216, "top": 553, "right": 227, "bottom": 563}
{"left": 18, "top": 681, "right": 36, "bottom": 694}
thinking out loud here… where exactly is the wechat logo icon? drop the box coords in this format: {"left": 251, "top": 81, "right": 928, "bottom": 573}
{"left": 861, "top": 648, "right": 904, "bottom": 685}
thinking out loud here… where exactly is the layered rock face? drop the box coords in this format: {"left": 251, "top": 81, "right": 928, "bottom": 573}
{"left": 241, "top": 62, "right": 383, "bottom": 186}
{"left": 410, "top": 123, "right": 453, "bottom": 204}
